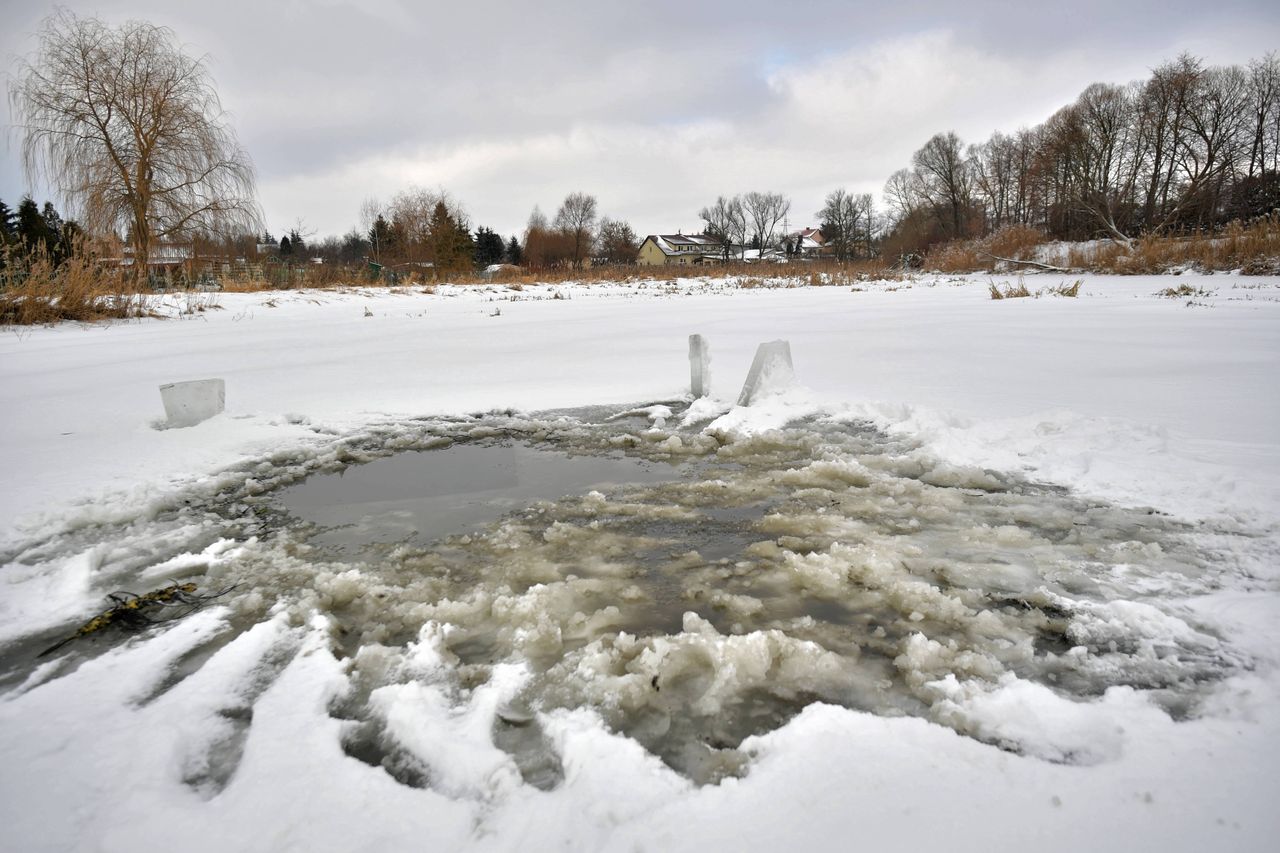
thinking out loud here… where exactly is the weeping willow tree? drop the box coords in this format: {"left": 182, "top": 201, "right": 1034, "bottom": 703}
{"left": 10, "top": 10, "right": 259, "bottom": 281}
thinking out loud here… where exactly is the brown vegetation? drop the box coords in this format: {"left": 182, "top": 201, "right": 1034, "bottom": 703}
{"left": 0, "top": 247, "right": 151, "bottom": 324}
{"left": 930, "top": 216, "right": 1279, "bottom": 275}
{"left": 928, "top": 225, "right": 1048, "bottom": 272}
{"left": 988, "top": 279, "right": 1032, "bottom": 300}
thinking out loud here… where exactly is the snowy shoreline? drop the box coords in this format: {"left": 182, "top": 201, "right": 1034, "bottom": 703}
{"left": 1, "top": 273, "right": 1278, "bottom": 852}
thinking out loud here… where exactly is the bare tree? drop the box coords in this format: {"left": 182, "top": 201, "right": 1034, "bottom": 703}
{"left": 698, "top": 195, "right": 746, "bottom": 259}
{"left": 882, "top": 168, "right": 922, "bottom": 227}
{"left": 10, "top": 10, "right": 258, "bottom": 282}
{"left": 970, "top": 131, "right": 1021, "bottom": 229}
{"left": 1063, "top": 82, "right": 1147, "bottom": 243}
{"left": 1179, "top": 65, "right": 1253, "bottom": 228}
{"left": 817, "top": 189, "right": 860, "bottom": 261}
{"left": 742, "top": 191, "right": 790, "bottom": 258}
{"left": 911, "top": 132, "right": 973, "bottom": 238}
{"left": 524, "top": 205, "right": 571, "bottom": 269}
{"left": 553, "top": 191, "right": 598, "bottom": 268}
{"left": 1247, "top": 53, "right": 1280, "bottom": 178}
{"left": 596, "top": 217, "right": 639, "bottom": 264}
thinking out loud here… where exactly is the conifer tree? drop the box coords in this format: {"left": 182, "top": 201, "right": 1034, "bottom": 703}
{"left": 505, "top": 235, "right": 523, "bottom": 265}
{"left": 0, "top": 199, "right": 15, "bottom": 241}
{"left": 426, "top": 201, "right": 474, "bottom": 276}
{"left": 368, "top": 215, "right": 393, "bottom": 262}
{"left": 473, "top": 226, "right": 505, "bottom": 268}
{"left": 280, "top": 235, "right": 292, "bottom": 255}
{"left": 16, "top": 197, "right": 54, "bottom": 255}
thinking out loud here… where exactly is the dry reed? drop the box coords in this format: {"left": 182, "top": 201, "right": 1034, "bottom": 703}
{"left": 1, "top": 246, "right": 152, "bottom": 325}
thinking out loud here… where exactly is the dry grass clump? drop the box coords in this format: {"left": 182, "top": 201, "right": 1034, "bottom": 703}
{"left": 930, "top": 225, "right": 1048, "bottom": 273}
{"left": 988, "top": 279, "right": 1032, "bottom": 300}
{"left": 984, "top": 224, "right": 1049, "bottom": 261}
{"left": 931, "top": 217, "right": 1279, "bottom": 275}
{"left": 217, "top": 277, "right": 277, "bottom": 293}
{"left": 1, "top": 248, "right": 151, "bottom": 325}
{"left": 989, "top": 277, "right": 1082, "bottom": 300}
{"left": 1075, "top": 217, "right": 1280, "bottom": 274}
{"left": 930, "top": 242, "right": 983, "bottom": 273}
{"left": 1156, "top": 283, "right": 1213, "bottom": 298}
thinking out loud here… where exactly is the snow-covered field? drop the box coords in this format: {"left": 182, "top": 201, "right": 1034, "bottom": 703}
{"left": 1, "top": 272, "right": 1278, "bottom": 852}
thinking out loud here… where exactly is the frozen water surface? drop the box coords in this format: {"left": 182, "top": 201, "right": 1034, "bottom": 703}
{"left": 0, "top": 404, "right": 1248, "bottom": 789}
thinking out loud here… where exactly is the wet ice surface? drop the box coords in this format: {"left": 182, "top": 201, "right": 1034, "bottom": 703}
{"left": 0, "top": 404, "right": 1251, "bottom": 790}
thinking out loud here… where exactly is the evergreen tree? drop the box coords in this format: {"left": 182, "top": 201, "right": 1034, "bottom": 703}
{"left": 280, "top": 235, "right": 292, "bottom": 255}
{"left": 0, "top": 199, "right": 15, "bottom": 242}
{"left": 41, "top": 202, "right": 68, "bottom": 262}
{"left": 340, "top": 228, "right": 370, "bottom": 263}
{"left": 426, "top": 201, "right": 473, "bottom": 276}
{"left": 505, "top": 235, "right": 523, "bottom": 266}
{"left": 288, "top": 228, "right": 305, "bottom": 253}
{"left": 16, "top": 197, "right": 54, "bottom": 255}
{"left": 473, "top": 226, "right": 505, "bottom": 268}
{"left": 369, "top": 215, "right": 393, "bottom": 262}
{"left": 262, "top": 230, "right": 275, "bottom": 245}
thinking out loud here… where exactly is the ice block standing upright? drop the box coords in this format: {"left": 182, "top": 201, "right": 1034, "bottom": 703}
{"left": 159, "top": 378, "right": 225, "bottom": 427}
{"left": 688, "top": 334, "right": 711, "bottom": 398}
{"left": 737, "top": 340, "right": 794, "bottom": 406}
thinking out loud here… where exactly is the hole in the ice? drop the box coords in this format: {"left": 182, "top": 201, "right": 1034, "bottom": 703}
{"left": 259, "top": 414, "right": 1240, "bottom": 781}
{"left": 2, "top": 407, "right": 1249, "bottom": 789}
{"left": 274, "top": 441, "right": 680, "bottom": 554}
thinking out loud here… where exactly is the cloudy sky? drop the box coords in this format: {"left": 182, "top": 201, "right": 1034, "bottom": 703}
{"left": 2, "top": 0, "right": 1277, "bottom": 241}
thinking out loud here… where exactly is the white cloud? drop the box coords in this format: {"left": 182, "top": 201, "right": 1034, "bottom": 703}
{"left": 5, "top": 0, "right": 1276, "bottom": 239}
{"left": 258, "top": 30, "right": 1163, "bottom": 237}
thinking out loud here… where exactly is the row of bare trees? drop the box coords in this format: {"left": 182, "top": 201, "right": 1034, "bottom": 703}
{"left": 885, "top": 52, "right": 1280, "bottom": 254}
{"left": 698, "top": 192, "right": 792, "bottom": 258}
{"left": 522, "top": 192, "right": 640, "bottom": 268}
{"left": 13, "top": 10, "right": 1277, "bottom": 279}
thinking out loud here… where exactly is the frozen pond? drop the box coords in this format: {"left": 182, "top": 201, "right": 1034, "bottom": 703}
{"left": 0, "top": 405, "right": 1245, "bottom": 789}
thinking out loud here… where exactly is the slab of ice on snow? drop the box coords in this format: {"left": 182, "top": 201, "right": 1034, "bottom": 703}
{"left": 737, "top": 340, "right": 794, "bottom": 406}
{"left": 159, "top": 378, "right": 225, "bottom": 428}
{"left": 688, "top": 334, "right": 711, "bottom": 398}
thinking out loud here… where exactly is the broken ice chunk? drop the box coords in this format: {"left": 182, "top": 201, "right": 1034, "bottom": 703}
{"left": 159, "top": 378, "right": 225, "bottom": 428}
{"left": 737, "top": 340, "right": 794, "bottom": 406}
{"left": 689, "top": 333, "right": 711, "bottom": 398}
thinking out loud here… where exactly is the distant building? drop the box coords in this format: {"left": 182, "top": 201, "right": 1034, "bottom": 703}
{"left": 637, "top": 233, "right": 724, "bottom": 266}
{"left": 786, "top": 228, "right": 829, "bottom": 258}
{"left": 119, "top": 243, "right": 193, "bottom": 269}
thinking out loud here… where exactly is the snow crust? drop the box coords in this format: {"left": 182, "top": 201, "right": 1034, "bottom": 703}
{"left": 1, "top": 273, "right": 1278, "bottom": 851}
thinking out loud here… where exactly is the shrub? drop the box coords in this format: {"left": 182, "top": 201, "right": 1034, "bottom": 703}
{"left": 929, "top": 225, "right": 1048, "bottom": 272}
{"left": 0, "top": 244, "right": 151, "bottom": 325}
